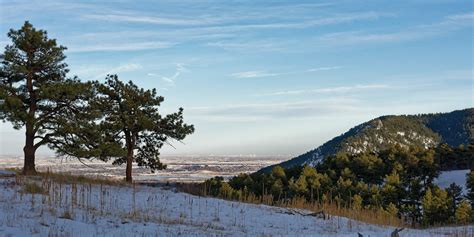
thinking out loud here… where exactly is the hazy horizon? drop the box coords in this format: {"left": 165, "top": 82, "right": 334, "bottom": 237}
{"left": 0, "top": 1, "right": 472, "bottom": 157}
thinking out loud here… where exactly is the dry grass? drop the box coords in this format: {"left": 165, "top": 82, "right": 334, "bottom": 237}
{"left": 37, "top": 170, "right": 126, "bottom": 186}
{"left": 2, "top": 171, "right": 471, "bottom": 236}
{"left": 23, "top": 182, "right": 48, "bottom": 195}
{"left": 59, "top": 210, "right": 73, "bottom": 220}
{"left": 4, "top": 167, "right": 127, "bottom": 186}
{"left": 177, "top": 182, "right": 406, "bottom": 228}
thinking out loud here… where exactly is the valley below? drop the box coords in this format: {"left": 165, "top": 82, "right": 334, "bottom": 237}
{"left": 0, "top": 155, "right": 288, "bottom": 183}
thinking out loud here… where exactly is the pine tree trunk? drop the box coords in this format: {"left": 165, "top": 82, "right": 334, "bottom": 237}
{"left": 22, "top": 126, "right": 36, "bottom": 175}
{"left": 125, "top": 146, "right": 133, "bottom": 182}
{"left": 23, "top": 59, "right": 37, "bottom": 175}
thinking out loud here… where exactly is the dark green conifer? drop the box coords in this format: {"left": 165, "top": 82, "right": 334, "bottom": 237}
{"left": 0, "top": 22, "right": 92, "bottom": 174}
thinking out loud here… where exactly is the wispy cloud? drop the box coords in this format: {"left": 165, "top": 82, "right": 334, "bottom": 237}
{"left": 317, "top": 12, "right": 474, "bottom": 45}
{"left": 82, "top": 13, "right": 221, "bottom": 26}
{"left": 200, "top": 12, "right": 390, "bottom": 32}
{"left": 83, "top": 11, "right": 388, "bottom": 30}
{"left": 256, "top": 84, "right": 391, "bottom": 96}
{"left": 187, "top": 98, "right": 368, "bottom": 122}
{"left": 231, "top": 66, "right": 342, "bottom": 79}
{"left": 445, "top": 12, "right": 474, "bottom": 21}
{"left": 147, "top": 63, "right": 188, "bottom": 85}
{"left": 314, "top": 84, "right": 390, "bottom": 93}
{"left": 206, "top": 41, "right": 282, "bottom": 52}
{"left": 231, "top": 71, "right": 280, "bottom": 79}
{"left": 306, "top": 66, "right": 342, "bottom": 72}
{"left": 68, "top": 41, "right": 175, "bottom": 53}
{"left": 74, "top": 63, "right": 142, "bottom": 80}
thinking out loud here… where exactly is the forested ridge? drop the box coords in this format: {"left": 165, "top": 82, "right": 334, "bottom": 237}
{"left": 203, "top": 144, "right": 474, "bottom": 226}
{"left": 261, "top": 108, "right": 473, "bottom": 172}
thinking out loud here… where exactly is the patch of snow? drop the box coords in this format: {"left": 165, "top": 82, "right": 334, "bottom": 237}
{"left": 0, "top": 170, "right": 16, "bottom": 176}
{"left": 435, "top": 169, "right": 470, "bottom": 195}
{"left": 0, "top": 176, "right": 472, "bottom": 236}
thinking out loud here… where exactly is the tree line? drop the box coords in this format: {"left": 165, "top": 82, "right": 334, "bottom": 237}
{"left": 0, "top": 22, "right": 194, "bottom": 182}
{"left": 203, "top": 144, "right": 474, "bottom": 226}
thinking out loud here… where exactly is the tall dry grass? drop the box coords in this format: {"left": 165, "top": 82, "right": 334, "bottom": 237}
{"left": 177, "top": 182, "right": 405, "bottom": 228}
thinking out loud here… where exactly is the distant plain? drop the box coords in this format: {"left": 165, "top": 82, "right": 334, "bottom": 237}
{"left": 0, "top": 155, "right": 287, "bottom": 182}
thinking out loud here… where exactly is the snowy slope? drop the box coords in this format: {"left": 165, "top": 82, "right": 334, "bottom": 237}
{"left": 435, "top": 169, "right": 470, "bottom": 194}
{"left": 0, "top": 175, "right": 472, "bottom": 236}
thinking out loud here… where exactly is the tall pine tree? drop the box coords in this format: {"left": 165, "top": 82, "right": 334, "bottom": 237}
{"left": 60, "top": 75, "right": 194, "bottom": 182}
{"left": 0, "top": 22, "right": 92, "bottom": 174}
{"left": 467, "top": 169, "right": 474, "bottom": 207}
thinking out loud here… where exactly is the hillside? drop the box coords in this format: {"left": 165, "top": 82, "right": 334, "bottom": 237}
{"left": 1, "top": 173, "right": 472, "bottom": 236}
{"left": 261, "top": 108, "right": 473, "bottom": 172}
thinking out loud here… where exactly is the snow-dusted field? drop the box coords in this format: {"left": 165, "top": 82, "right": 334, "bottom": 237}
{"left": 0, "top": 155, "right": 287, "bottom": 182}
{"left": 0, "top": 174, "right": 472, "bottom": 237}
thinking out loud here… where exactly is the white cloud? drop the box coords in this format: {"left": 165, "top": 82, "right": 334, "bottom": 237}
{"left": 206, "top": 41, "right": 282, "bottom": 52}
{"left": 187, "top": 98, "right": 369, "bottom": 122}
{"left": 81, "top": 10, "right": 387, "bottom": 30}
{"left": 82, "top": 14, "right": 220, "bottom": 26}
{"left": 317, "top": 12, "right": 474, "bottom": 46}
{"left": 147, "top": 63, "right": 188, "bottom": 85}
{"left": 306, "top": 66, "right": 342, "bottom": 72}
{"left": 231, "top": 71, "right": 281, "bottom": 79}
{"left": 257, "top": 84, "right": 391, "bottom": 96}
{"left": 108, "top": 63, "right": 142, "bottom": 74}
{"left": 74, "top": 63, "right": 142, "bottom": 80}
{"left": 445, "top": 12, "right": 474, "bottom": 21}
{"left": 68, "top": 41, "right": 175, "bottom": 53}
{"left": 231, "top": 66, "right": 342, "bottom": 79}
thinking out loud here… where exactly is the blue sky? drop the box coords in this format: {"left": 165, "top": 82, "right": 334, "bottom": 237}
{"left": 0, "top": 0, "right": 472, "bottom": 157}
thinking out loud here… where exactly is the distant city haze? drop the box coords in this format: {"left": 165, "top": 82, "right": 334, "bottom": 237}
{"left": 0, "top": 1, "right": 472, "bottom": 157}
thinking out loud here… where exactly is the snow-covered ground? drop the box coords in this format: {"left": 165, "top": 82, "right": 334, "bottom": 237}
{"left": 435, "top": 169, "right": 470, "bottom": 194}
{"left": 0, "top": 174, "right": 472, "bottom": 237}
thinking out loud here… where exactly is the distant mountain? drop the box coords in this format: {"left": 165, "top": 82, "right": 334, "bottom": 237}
{"left": 260, "top": 108, "right": 474, "bottom": 173}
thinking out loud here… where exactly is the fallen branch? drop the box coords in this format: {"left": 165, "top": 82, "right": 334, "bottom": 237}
{"left": 278, "top": 209, "right": 329, "bottom": 220}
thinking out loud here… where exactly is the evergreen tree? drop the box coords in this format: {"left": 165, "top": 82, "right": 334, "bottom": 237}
{"left": 290, "top": 175, "right": 308, "bottom": 196}
{"left": 446, "top": 183, "right": 463, "bottom": 218}
{"left": 381, "top": 170, "right": 403, "bottom": 207}
{"left": 0, "top": 22, "right": 92, "bottom": 174}
{"left": 385, "top": 202, "right": 399, "bottom": 217}
{"left": 271, "top": 165, "right": 286, "bottom": 182}
{"left": 62, "top": 75, "right": 194, "bottom": 182}
{"left": 270, "top": 179, "right": 284, "bottom": 198}
{"left": 352, "top": 194, "right": 363, "bottom": 210}
{"left": 100, "top": 75, "right": 193, "bottom": 182}
{"left": 219, "top": 182, "right": 234, "bottom": 199}
{"left": 422, "top": 187, "right": 451, "bottom": 226}
{"left": 455, "top": 199, "right": 472, "bottom": 224}
{"left": 467, "top": 169, "right": 474, "bottom": 207}
{"left": 301, "top": 165, "right": 321, "bottom": 200}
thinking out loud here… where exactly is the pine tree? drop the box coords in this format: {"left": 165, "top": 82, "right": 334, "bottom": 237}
{"left": 289, "top": 175, "right": 307, "bottom": 196}
{"left": 455, "top": 199, "right": 472, "bottom": 224}
{"left": 446, "top": 183, "right": 463, "bottom": 218}
{"left": 385, "top": 202, "right": 399, "bottom": 217}
{"left": 219, "top": 182, "right": 234, "bottom": 199}
{"left": 301, "top": 165, "right": 321, "bottom": 200}
{"left": 381, "top": 170, "right": 403, "bottom": 207}
{"left": 467, "top": 169, "right": 474, "bottom": 207}
{"left": 0, "top": 22, "right": 92, "bottom": 174}
{"left": 60, "top": 75, "right": 194, "bottom": 182}
{"left": 271, "top": 165, "right": 286, "bottom": 181}
{"left": 422, "top": 187, "right": 451, "bottom": 225}
{"left": 270, "top": 179, "right": 284, "bottom": 198}
{"left": 352, "top": 194, "right": 363, "bottom": 210}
